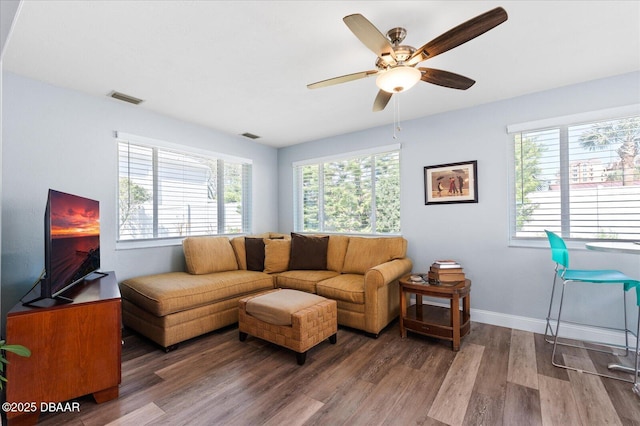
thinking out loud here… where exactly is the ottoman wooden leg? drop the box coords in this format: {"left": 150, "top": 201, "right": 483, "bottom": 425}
{"left": 296, "top": 351, "right": 307, "bottom": 365}
{"left": 239, "top": 331, "right": 248, "bottom": 342}
{"left": 329, "top": 334, "right": 337, "bottom": 344}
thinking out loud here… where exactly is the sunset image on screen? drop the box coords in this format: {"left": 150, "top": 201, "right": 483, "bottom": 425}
{"left": 50, "top": 190, "right": 100, "bottom": 238}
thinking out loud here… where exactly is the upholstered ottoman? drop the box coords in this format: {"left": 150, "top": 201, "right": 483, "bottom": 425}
{"left": 238, "top": 289, "right": 338, "bottom": 365}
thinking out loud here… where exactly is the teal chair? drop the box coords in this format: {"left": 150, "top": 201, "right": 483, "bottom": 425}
{"left": 544, "top": 230, "right": 639, "bottom": 391}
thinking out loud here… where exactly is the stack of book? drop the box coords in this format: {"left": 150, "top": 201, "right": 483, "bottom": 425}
{"left": 427, "top": 260, "right": 465, "bottom": 286}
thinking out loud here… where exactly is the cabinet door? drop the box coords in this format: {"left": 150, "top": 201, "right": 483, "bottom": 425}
{"left": 6, "top": 300, "right": 121, "bottom": 407}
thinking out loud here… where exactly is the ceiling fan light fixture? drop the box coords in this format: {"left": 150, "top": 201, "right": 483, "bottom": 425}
{"left": 376, "top": 66, "right": 421, "bottom": 93}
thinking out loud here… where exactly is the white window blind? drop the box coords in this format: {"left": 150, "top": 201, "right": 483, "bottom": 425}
{"left": 117, "top": 135, "right": 251, "bottom": 242}
{"left": 511, "top": 113, "right": 640, "bottom": 240}
{"left": 294, "top": 146, "right": 401, "bottom": 234}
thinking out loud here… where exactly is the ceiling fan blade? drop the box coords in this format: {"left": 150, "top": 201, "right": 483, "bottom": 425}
{"left": 419, "top": 68, "right": 475, "bottom": 90}
{"left": 408, "top": 7, "right": 508, "bottom": 65}
{"left": 343, "top": 14, "right": 397, "bottom": 63}
{"left": 373, "top": 90, "right": 393, "bottom": 112}
{"left": 307, "top": 70, "right": 379, "bottom": 89}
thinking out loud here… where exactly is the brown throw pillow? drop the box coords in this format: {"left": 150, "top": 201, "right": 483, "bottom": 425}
{"left": 245, "top": 237, "right": 265, "bottom": 271}
{"left": 288, "top": 233, "right": 329, "bottom": 270}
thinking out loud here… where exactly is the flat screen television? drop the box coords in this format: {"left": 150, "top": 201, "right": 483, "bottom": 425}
{"left": 23, "top": 189, "right": 102, "bottom": 306}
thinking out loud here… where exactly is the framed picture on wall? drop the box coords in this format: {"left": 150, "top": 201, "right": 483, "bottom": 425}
{"left": 424, "top": 160, "right": 478, "bottom": 205}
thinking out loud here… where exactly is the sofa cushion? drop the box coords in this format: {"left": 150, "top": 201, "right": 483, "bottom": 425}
{"left": 230, "top": 237, "right": 248, "bottom": 270}
{"left": 342, "top": 237, "right": 407, "bottom": 274}
{"left": 276, "top": 270, "right": 340, "bottom": 293}
{"left": 245, "top": 237, "right": 266, "bottom": 271}
{"left": 120, "top": 270, "right": 273, "bottom": 317}
{"left": 327, "top": 235, "right": 349, "bottom": 272}
{"left": 245, "top": 289, "right": 328, "bottom": 326}
{"left": 183, "top": 236, "right": 238, "bottom": 275}
{"left": 263, "top": 238, "right": 291, "bottom": 273}
{"left": 316, "top": 274, "right": 365, "bottom": 304}
{"left": 288, "top": 233, "right": 329, "bottom": 270}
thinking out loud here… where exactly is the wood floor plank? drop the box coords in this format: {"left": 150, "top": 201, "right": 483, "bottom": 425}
{"left": 344, "top": 363, "right": 414, "bottom": 424}
{"left": 382, "top": 344, "right": 457, "bottom": 425}
{"left": 597, "top": 370, "right": 640, "bottom": 425}
{"left": 33, "top": 324, "right": 637, "bottom": 426}
{"left": 563, "top": 354, "right": 624, "bottom": 426}
{"left": 534, "top": 332, "right": 569, "bottom": 380}
{"left": 538, "top": 374, "right": 582, "bottom": 426}
{"left": 304, "top": 377, "right": 374, "bottom": 425}
{"left": 262, "top": 393, "right": 324, "bottom": 426}
{"left": 462, "top": 392, "right": 503, "bottom": 426}
{"left": 304, "top": 331, "right": 385, "bottom": 403}
{"left": 460, "top": 323, "right": 510, "bottom": 425}
{"left": 468, "top": 323, "right": 511, "bottom": 398}
{"left": 104, "top": 402, "right": 165, "bottom": 426}
{"left": 508, "top": 329, "right": 539, "bottom": 389}
{"left": 428, "top": 342, "right": 485, "bottom": 426}
{"left": 503, "top": 382, "right": 542, "bottom": 426}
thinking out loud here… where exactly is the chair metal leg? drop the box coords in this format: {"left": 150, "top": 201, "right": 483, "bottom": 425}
{"left": 634, "top": 310, "right": 640, "bottom": 397}
{"left": 552, "top": 281, "right": 639, "bottom": 385}
{"left": 551, "top": 281, "right": 567, "bottom": 368}
{"left": 545, "top": 271, "right": 560, "bottom": 343}
{"left": 623, "top": 290, "right": 630, "bottom": 358}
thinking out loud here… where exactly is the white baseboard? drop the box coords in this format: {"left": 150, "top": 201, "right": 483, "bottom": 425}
{"left": 474, "top": 308, "right": 638, "bottom": 347}
{"left": 423, "top": 300, "right": 638, "bottom": 348}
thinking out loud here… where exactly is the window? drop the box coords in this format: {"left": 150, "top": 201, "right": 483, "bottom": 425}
{"left": 117, "top": 133, "right": 251, "bottom": 243}
{"left": 509, "top": 109, "right": 640, "bottom": 241}
{"left": 293, "top": 145, "right": 401, "bottom": 234}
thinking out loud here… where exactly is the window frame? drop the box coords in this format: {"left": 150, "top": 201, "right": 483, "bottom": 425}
{"left": 292, "top": 144, "right": 401, "bottom": 236}
{"left": 115, "top": 132, "right": 252, "bottom": 249}
{"left": 507, "top": 105, "right": 640, "bottom": 246}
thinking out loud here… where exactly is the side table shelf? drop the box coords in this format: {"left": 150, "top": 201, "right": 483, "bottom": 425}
{"left": 399, "top": 276, "right": 471, "bottom": 351}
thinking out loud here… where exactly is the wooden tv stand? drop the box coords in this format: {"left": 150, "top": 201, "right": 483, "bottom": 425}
{"left": 5, "top": 271, "right": 121, "bottom": 425}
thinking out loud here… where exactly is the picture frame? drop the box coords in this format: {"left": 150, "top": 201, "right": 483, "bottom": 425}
{"left": 424, "top": 160, "right": 478, "bottom": 205}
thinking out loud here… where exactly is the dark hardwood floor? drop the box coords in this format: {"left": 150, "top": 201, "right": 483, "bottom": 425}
{"left": 36, "top": 321, "right": 640, "bottom": 425}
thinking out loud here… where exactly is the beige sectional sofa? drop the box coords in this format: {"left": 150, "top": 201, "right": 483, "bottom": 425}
{"left": 120, "top": 232, "right": 412, "bottom": 350}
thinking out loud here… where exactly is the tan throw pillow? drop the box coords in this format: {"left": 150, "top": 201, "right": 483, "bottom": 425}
{"left": 230, "top": 236, "right": 247, "bottom": 270}
{"left": 288, "top": 233, "right": 329, "bottom": 270}
{"left": 183, "top": 236, "right": 239, "bottom": 275}
{"left": 263, "top": 239, "right": 291, "bottom": 273}
{"left": 327, "top": 235, "right": 349, "bottom": 272}
{"left": 341, "top": 237, "right": 407, "bottom": 274}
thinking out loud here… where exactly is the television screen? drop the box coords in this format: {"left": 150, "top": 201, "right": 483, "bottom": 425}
{"left": 46, "top": 189, "right": 100, "bottom": 297}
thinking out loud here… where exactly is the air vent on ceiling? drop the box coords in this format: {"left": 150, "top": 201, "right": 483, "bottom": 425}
{"left": 241, "top": 132, "right": 261, "bottom": 140}
{"left": 108, "top": 91, "right": 144, "bottom": 105}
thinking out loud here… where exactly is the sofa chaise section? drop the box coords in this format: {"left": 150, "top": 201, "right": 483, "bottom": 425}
{"left": 120, "top": 238, "right": 273, "bottom": 349}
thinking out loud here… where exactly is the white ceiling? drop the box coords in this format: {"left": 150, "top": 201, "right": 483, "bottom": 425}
{"left": 3, "top": 1, "right": 640, "bottom": 148}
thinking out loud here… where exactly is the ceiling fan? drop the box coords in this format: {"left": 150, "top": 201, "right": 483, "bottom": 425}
{"left": 307, "top": 7, "right": 508, "bottom": 112}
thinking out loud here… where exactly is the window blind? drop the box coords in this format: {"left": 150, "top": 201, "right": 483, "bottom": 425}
{"left": 117, "top": 136, "right": 251, "bottom": 242}
{"left": 293, "top": 147, "right": 401, "bottom": 234}
{"left": 511, "top": 115, "right": 640, "bottom": 240}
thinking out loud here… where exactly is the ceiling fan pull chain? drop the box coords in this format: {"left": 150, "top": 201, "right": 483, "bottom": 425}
{"left": 397, "top": 93, "right": 402, "bottom": 132}
{"left": 392, "top": 97, "right": 397, "bottom": 139}
{"left": 393, "top": 93, "right": 402, "bottom": 139}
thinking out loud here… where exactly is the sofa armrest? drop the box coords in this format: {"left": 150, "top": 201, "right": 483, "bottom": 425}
{"left": 365, "top": 258, "right": 413, "bottom": 289}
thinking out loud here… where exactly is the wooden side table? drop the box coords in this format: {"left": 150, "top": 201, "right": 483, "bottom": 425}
{"left": 399, "top": 275, "right": 471, "bottom": 351}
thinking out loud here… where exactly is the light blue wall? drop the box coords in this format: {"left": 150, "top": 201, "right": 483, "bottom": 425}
{"left": 278, "top": 71, "right": 640, "bottom": 329}
{"left": 3, "top": 69, "right": 639, "bottom": 334}
{"left": 1, "top": 71, "right": 279, "bottom": 317}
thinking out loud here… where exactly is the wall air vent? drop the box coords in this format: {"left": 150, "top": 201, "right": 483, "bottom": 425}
{"left": 241, "top": 132, "right": 261, "bottom": 140}
{"left": 108, "top": 91, "right": 144, "bottom": 105}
